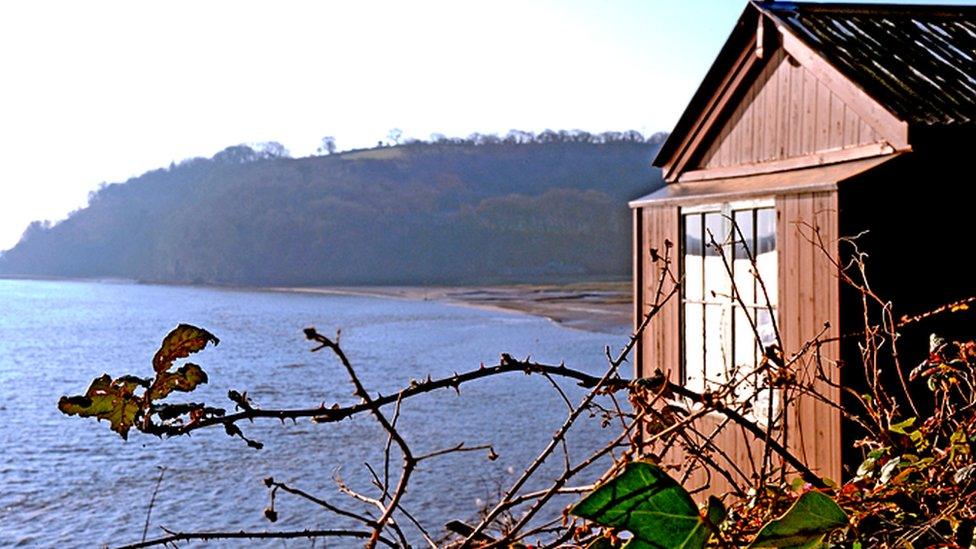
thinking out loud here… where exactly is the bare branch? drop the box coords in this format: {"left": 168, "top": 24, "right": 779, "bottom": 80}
{"left": 115, "top": 528, "right": 397, "bottom": 549}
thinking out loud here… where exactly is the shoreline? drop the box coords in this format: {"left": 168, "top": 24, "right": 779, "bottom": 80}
{"left": 0, "top": 274, "right": 633, "bottom": 334}
{"left": 271, "top": 282, "right": 633, "bottom": 334}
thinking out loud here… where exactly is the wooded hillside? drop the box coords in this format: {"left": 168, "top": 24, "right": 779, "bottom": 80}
{"left": 0, "top": 132, "right": 665, "bottom": 285}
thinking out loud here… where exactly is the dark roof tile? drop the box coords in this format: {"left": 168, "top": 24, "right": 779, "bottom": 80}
{"left": 760, "top": 2, "right": 976, "bottom": 126}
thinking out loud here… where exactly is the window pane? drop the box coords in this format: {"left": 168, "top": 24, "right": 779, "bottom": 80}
{"left": 749, "top": 307, "right": 780, "bottom": 425}
{"left": 751, "top": 385, "right": 779, "bottom": 428}
{"left": 732, "top": 210, "right": 754, "bottom": 260}
{"left": 756, "top": 208, "right": 777, "bottom": 307}
{"left": 756, "top": 308, "right": 777, "bottom": 350}
{"left": 733, "top": 306, "right": 756, "bottom": 372}
{"left": 683, "top": 214, "right": 703, "bottom": 302}
{"left": 756, "top": 208, "right": 775, "bottom": 254}
{"left": 703, "top": 211, "right": 727, "bottom": 249}
{"left": 703, "top": 212, "right": 727, "bottom": 302}
{"left": 732, "top": 210, "right": 755, "bottom": 305}
{"left": 704, "top": 304, "right": 727, "bottom": 389}
{"left": 734, "top": 362, "right": 762, "bottom": 411}
{"left": 683, "top": 303, "right": 704, "bottom": 392}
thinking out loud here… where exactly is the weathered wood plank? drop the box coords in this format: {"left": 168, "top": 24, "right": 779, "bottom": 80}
{"left": 696, "top": 44, "right": 892, "bottom": 173}
{"left": 816, "top": 80, "right": 831, "bottom": 151}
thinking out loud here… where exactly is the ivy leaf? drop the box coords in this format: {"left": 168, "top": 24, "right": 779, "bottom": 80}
{"left": 571, "top": 462, "right": 713, "bottom": 549}
{"left": 57, "top": 374, "right": 145, "bottom": 440}
{"left": 749, "top": 491, "right": 848, "bottom": 548}
{"left": 148, "top": 363, "right": 209, "bottom": 400}
{"left": 152, "top": 324, "right": 219, "bottom": 373}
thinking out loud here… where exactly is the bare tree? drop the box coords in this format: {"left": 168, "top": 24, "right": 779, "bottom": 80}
{"left": 317, "top": 136, "right": 338, "bottom": 155}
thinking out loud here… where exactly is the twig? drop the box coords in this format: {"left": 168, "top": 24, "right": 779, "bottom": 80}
{"left": 149, "top": 359, "right": 631, "bottom": 439}
{"left": 416, "top": 442, "right": 494, "bottom": 462}
{"left": 304, "top": 327, "right": 411, "bottom": 549}
{"left": 115, "top": 528, "right": 397, "bottom": 549}
{"left": 462, "top": 277, "right": 680, "bottom": 546}
{"left": 140, "top": 466, "right": 166, "bottom": 543}
{"left": 264, "top": 477, "right": 377, "bottom": 527}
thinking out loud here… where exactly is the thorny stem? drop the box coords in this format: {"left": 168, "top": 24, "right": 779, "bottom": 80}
{"left": 264, "top": 477, "right": 378, "bottom": 528}
{"left": 304, "top": 327, "right": 412, "bottom": 549}
{"left": 150, "top": 360, "right": 632, "bottom": 438}
{"left": 461, "top": 243, "right": 679, "bottom": 547}
{"left": 115, "top": 528, "right": 398, "bottom": 549}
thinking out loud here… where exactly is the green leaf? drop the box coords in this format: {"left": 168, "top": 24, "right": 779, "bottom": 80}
{"left": 571, "top": 462, "right": 713, "bottom": 549}
{"left": 888, "top": 417, "right": 916, "bottom": 435}
{"left": 148, "top": 363, "right": 208, "bottom": 400}
{"left": 57, "top": 374, "right": 145, "bottom": 439}
{"left": 749, "top": 491, "right": 848, "bottom": 548}
{"left": 152, "top": 324, "right": 219, "bottom": 373}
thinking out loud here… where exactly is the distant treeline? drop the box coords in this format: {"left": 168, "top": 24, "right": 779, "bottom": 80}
{"left": 406, "top": 129, "right": 668, "bottom": 147}
{"left": 0, "top": 131, "right": 667, "bottom": 286}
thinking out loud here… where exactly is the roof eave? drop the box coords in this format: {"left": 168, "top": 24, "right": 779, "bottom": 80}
{"left": 652, "top": 2, "right": 765, "bottom": 171}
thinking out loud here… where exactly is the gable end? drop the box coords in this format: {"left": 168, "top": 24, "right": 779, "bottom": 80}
{"left": 656, "top": 2, "right": 914, "bottom": 184}
{"left": 693, "top": 47, "right": 887, "bottom": 173}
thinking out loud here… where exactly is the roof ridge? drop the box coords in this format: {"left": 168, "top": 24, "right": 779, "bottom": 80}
{"left": 754, "top": 1, "right": 976, "bottom": 17}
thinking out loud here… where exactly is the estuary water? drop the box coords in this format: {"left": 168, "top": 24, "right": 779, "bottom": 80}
{"left": 0, "top": 279, "right": 628, "bottom": 547}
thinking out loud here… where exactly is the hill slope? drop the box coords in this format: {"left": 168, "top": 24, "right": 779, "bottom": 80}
{"left": 0, "top": 138, "right": 664, "bottom": 285}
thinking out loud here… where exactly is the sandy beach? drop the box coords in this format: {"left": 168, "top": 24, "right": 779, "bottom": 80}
{"left": 273, "top": 281, "right": 633, "bottom": 334}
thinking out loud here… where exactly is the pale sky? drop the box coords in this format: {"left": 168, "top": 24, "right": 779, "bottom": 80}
{"left": 0, "top": 0, "right": 969, "bottom": 251}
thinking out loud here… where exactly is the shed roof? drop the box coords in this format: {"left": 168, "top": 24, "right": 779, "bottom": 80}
{"left": 763, "top": 2, "right": 976, "bottom": 127}
{"left": 654, "top": 1, "right": 976, "bottom": 170}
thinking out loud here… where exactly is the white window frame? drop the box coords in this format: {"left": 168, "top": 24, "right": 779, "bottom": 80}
{"left": 679, "top": 199, "right": 780, "bottom": 423}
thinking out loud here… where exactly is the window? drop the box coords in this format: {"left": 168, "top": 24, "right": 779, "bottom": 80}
{"left": 681, "top": 201, "right": 778, "bottom": 417}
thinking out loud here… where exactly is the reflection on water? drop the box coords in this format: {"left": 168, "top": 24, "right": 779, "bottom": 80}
{"left": 0, "top": 279, "right": 625, "bottom": 547}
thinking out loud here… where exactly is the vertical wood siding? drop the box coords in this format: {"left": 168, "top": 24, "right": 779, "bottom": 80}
{"left": 637, "top": 206, "right": 680, "bottom": 381}
{"left": 637, "top": 192, "right": 842, "bottom": 498}
{"left": 698, "top": 49, "right": 881, "bottom": 169}
{"left": 777, "top": 191, "right": 842, "bottom": 485}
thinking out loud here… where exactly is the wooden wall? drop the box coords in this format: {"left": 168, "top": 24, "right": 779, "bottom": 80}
{"left": 698, "top": 48, "right": 882, "bottom": 170}
{"left": 634, "top": 190, "right": 842, "bottom": 498}
{"left": 635, "top": 205, "right": 680, "bottom": 379}
{"left": 777, "top": 191, "right": 842, "bottom": 485}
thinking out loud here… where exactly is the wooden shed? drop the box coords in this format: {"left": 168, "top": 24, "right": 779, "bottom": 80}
{"left": 632, "top": 1, "right": 976, "bottom": 494}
